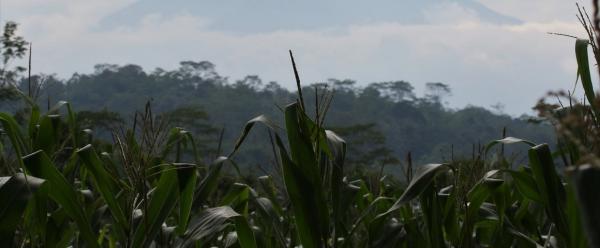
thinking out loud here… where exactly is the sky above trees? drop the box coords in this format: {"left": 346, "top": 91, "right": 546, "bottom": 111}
{"left": 1, "top": 0, "right": 593, "bottom": 115}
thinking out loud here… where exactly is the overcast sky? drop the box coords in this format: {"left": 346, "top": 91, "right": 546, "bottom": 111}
{"left": 1, "top": 0, "right": 594, "bottom": 115}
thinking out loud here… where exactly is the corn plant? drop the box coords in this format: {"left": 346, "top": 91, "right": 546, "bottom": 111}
{"left": 2, "top": 17, "right": 600, "bottom": 247}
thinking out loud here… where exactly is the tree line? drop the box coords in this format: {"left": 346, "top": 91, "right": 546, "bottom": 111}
{"left": 0, "top": 60, "right": 554, "bottom": 175}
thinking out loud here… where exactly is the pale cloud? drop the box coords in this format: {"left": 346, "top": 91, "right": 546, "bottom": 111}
{"left": 475, "top": 0, "right": 591, "bottom": 22}
{"left": 0, "top": 1, "right": 593, "bottom": 115}
{"left": 3, "top": 0, "right": 138, "bottom": 36}
{"left": 423, "top": 2, "right": 481, "bottom": 24}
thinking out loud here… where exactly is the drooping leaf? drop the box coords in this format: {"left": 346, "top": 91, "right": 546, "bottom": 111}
{"left": 181, "top": 206, "right": 245, "bottom": 246}
{"left": 381, "top": 163, "right": 449, "bottom": 216}
{"left": 485, "top": 137, "right": 536, "bottom": 155}
{"left": 0, "top": 173, "right": 46, "bottom": 245}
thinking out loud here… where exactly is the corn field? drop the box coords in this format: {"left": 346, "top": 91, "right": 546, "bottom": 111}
{"left": 2, "top": 13, "right": 600, "bottom": 248}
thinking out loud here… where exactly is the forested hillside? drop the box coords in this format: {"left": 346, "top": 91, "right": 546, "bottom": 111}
{"left": 2, "top": 61, "right": 554, "bottom": 173}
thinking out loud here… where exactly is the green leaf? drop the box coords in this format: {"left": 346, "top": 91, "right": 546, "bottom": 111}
{"left": 195, "top": 157, "right": 238, "bottom": 206}
{"left": 229, "top": 115, "right": 279, "bottom": 158}
{"left": 467, "top": 170, "right": 504, "bottom": 211}
{"left": 33, "top": 115, "right": 60, "bottom": 154}
{"left": 275, "top": 134, "right": 324, "bottom": 248}
{"left": 485, "top": 137, "right": 536, "bottom": 155}
{"left": 131, "top": 164, "right": 179, "bottom": 247}
{"left": 27, "top": 105, "right": 40, "bottom": 144}
{"left": 575, "top": 39, "right": 597, "bottom": 112}
{"left": 175, "top": 163, "right": 198, "bottom": 235}
{"left": 22, "top": 150, "right": 98, "bottom": 248}
{"left": 420, "top": 184, "right": 444, "bottom": 248}
{"left": 0, "top": 173, "right": 46, "bottom": 245}
{"left": 440, "top": 186, "right": 460, "bottom": 245}
{"left": 478, "top": 204, "right": 542, "bottom": 248}
{"left": 381, "top": 163, "right": 449, "bottom": 216}
{"left": 76, "top": 145, "right": 129, "bottom": 236}
{"left": 256, "top": 176, "right": 283, "bottom": 215}
{"left": 347, "top": 196, "right": 394, "bottom": 238}
{"left": 23, "top": 183, "right": 49, "bottom": 245}
{"left": 234, "top": 215, "right": 257, "bottom": 248}
{"left": 326, "top": 130, "right": 347, "bottom": 242}
{"left": 284, "top": 103, "right": 321, "bottom": 188}
{"left": 461, "top": 170, "right": 504, "bottom": 247}
{"left": 568, "top": 164, "right": 599, "bottom": 248}
{"left": 181, "top": 206, "right": 243, "bottom": 246}
{"left": 45, "top": 101, "right": 79, "bottom": 147}
{"left": 220, "top": 183, "right": 251, "bottom": 206}
{"left": 0, "top": 113, "right": 29, "bottom": 168}
{"left": 228, "top": 106, "right": 331, "bottom": 248}
{"left": 528, "top": 144, "right": 569, "bottom": 243}
{"left": 502, "top": 168, "right": 543, "bottom": 203}
{"left": 161, "top": 127, "right": 201, "bottom": 165}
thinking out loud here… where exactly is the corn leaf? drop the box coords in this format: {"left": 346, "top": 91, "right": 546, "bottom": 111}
{"left": 22, "top": 150, "right": 98, "bottom": 248}
{"left": 131, "top": 164, "right": 179, "bottom": 247}
{"left": 0, "top": 173, "right": 46, "bottom": 245}
{"left": 575, "top": 39, "right": 597, "bottom": 113}
{"left": 528, "top": 144, "right": 569, "bottom": 243}
{"left": 77, "top": 145, "right": 129, "bottom": 236}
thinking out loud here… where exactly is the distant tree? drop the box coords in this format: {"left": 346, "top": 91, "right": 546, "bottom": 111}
{"left": 330, "top": 123, "right": 399, "bottom": 169}
{"left": 425, "top": 82, "right": 451, "bottom": 103}
{"left": 93, "top": 64, "right": 120, "bottom": 74}
{"left": 32, "top": 60, "right": 554, "bottom": 168}
{"left": 177, "top": 61, "right": 222, "bottom": 81}
{"left": 365, "top": 81, "right": 415, "bottom": 102}
{"left": 159, "top": 106, "right": 221, "bottom": 159}
{"left": 151, "top": 67, "right": 167, "bottom": 77}
{"left": 360, "top": 84, "right": 382, "bottom": 99}
{"left": 76, "top": 108, "right": 125, "bottom": 142}
{"left": 263, "top": 81, "right": 283, "bottom": 92}
{"left": 328, "top": 78, "right": 356, "bottom": 93}
{"left": 490, "top": 102, "right": 506, "bottom": 115}
{"left": 235, "top": 75, "right": 262, "bottom": 90}
{"left": 118, "top": 64, "right": 145, "bottom": 75}
{"left": 77, "top": 109, "right": 124, "bottom": 129}
{"left": 0, "top": 21, "right": 28, "bottom": 102}
{"left": 19, "top": 74, "right": 63, "bottom": 104}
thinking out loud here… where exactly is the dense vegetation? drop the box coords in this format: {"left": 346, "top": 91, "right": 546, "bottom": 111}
{"left": 2, "top": 59, "right": 554, "bottom": 172}
{"left": 2, "top": 4, "right": 600, "bottom": 248}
